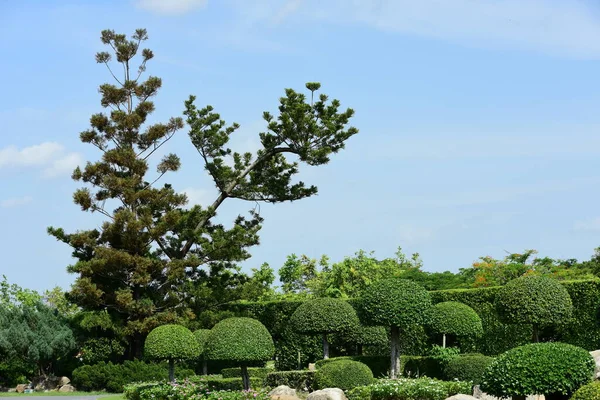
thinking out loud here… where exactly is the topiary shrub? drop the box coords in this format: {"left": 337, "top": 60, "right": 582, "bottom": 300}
{"left": 444, "top": 354, "right": 494, "bottom": 385}
{"left": 360, "top": 278, "right": 432, "bottom": 378}
{"left": 144, "top": 324, "right": 200, "bottom": 382}
{"left": 265, "top": 370, "right": 316, "bottom": 392}
{"left": 340, "top": 325, "right": 389, "bottom": 355}
{"left": 290, "top": 297, "right": 360, "bottom": 359}
{"left": 194, "top": 329, "right": 211, "bottom": 375}
{"left": 495, "top": 276, "right": 573, "bottom": 342}
{"left": 429, "top": 301, "right": 483, "bottom": 348}
{"left": 481, "top": 342, "right": 594, "bottom": 400}
{"left": 571, "top": 381, "right": 600, "bottom": 400}
{"left": 221, "top": 366, "right": 271, "bottom": 380}
{"left": 315, "top": 360, "right": 374, "bottom": 390}
{"left": 205, "top": 317, "right": 274, "bottom": 390}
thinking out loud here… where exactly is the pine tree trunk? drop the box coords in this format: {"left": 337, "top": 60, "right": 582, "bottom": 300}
{"left": 202, "top": 359, "right": 208, "bottom": 375}
{"left": 390, "top": 326, "right": 401, "bottom": 379}
{"left": 169, "top": 359, "right": 175, "bottom": 382}
{"left": 323, "top": 334, "right": 330, "bottom": 359}
{"left": 241, "top": 365, "right": 250, "bottom": 390}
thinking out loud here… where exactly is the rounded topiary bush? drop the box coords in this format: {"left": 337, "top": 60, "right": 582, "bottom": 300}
{"left": 290, "top": 297, "right": 360, "bottom": 359}
{"left": 315, "top": 360, "right": 374, "bottom": 390}
{"left": 571, "top": 381, "right": 600, "bottom": 400}
{"left": 495, "top": 276, "right": 573, "bottom": 341}
{"left": 481, "top": 342, "right": 594, "bottom": 400}
{"left": 194, "top": 329, "right": 211, "bottom": 375}
{"left": 144, "top": 324, "right": 200, "bottom": 382}
{"left": 341, "top": 325, "right": 389, "bottom": 353}
{"left": 429, "top": 301, "right": 483, "bottom": 347}
{"left": 444, "top": 354, "right": 494, "bottom": 385}
{"left": 205, "top": 317, "right": 274, "bottom": 390}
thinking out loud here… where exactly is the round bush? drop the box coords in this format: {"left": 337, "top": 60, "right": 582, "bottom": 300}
{"left": 315, "top": 360, "right": 374, "bottom": 390}
{"left": 481, "top": 342, "right": 594, "bottom": 398}
{"left": 445, "top": 354, "right": 494, "bottom": 385}
{"left": 571, "top": 381, "right": 600, "bottom": 400}
{"left": 344, "top": 325, "right": 389, "bottom": 346}
{"left": 144, "top": 324, "right": 200, "bottom": 360}
{"left": 360, "top": 278, "right": 432, "bottom": 328}
{"left": 194, "top": 329, "right": 211, "bottom": 355}
{"left": 205, "top": 317, "right": 274, "bottom": 363}
{"left": 495, "top": 276, "right": 573, "bottom": 327}
{"left": 290, "top": 297, "right": 360, "bottom": 334}
{"left": 429, "top": 301, "right": 483, "bottom": 338}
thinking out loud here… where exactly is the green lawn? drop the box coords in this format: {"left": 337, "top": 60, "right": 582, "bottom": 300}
{"left": 0, "top": 392, "right": 122, "bottom": 398}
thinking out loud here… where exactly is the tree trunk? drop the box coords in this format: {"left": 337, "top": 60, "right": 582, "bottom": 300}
{"left": 532, "top": 324, "right": 540, "bottom": 343}
{"left": 202, "top": 359, "right": 208, "bottom": 375}
{"left": 169, "top": 359, "right": 175, "bottom": 382}
{"left": 390, "top": 326, "right": 401, "bottom": 379}
{"left": 357, "top": 344, "right": 364, "bottom": 356}
{"left": 241, "top": 365, "right": 250, "bottom": 391}
{"left": 442, "top": 333, "right": 446, "bottom": 348}
{"left": 323, "top": 334, "right": 330, "bottom": 359}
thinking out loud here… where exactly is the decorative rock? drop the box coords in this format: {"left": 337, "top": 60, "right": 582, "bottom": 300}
{"left": 16, "top": 384, "right": 26, "bottom": 393}
{"left": 59, "top": 384, "right": 75, "bottom": 393}
{"left": 308, "top": 363, "right": 316, "bottom": 371}
{"left": 307, "top": 388, "right": 347, "bottom": 400}
{"left": 446, "top": 395, "right": 478, "bottom": 400}
{"left": 59, "top": 376, "right": 71, "bottom": 386}
{"left": 591, "top": 350, "right": 600, "bottom": 379}
{"left": 472, "top": 385, "right": 544, "bottom": 400}
{"left": 269, "top": 385, "right": 299, "bottom": 400}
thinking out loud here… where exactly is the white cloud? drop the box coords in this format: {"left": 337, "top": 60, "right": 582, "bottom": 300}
{"left": 1, "top": 196, "right": 33, "bottom": 209}
{"left": 0, "top": 142, "right": 82, "bottom": 178}
{"left": 135, "top": 0, "right": 207, "bottom": 15}
{"left": 574, "top": 217, "right": 600, "bottom": 232}
{"left": 397, "top": 225, "right": 434, "bottom": 244}
{"left": 183, "top": 187, "right": 215, "bottom": 206}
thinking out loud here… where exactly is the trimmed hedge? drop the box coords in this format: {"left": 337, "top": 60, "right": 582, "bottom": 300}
{"left": 194, "top": 329, "right": 211, "bottom": 355}
{"left": 144, "top": 325, "right": 200, "bottom": 361}
{"left": 264, "top": 370, "right": 315, "bottom": 391}
{"left": 290, "top": 297, "right": 359, "bottom": 334}
{"left": 315, "top": 355, "right": 446, "bottom": 379}
{"left": 221, "top": 367, "right": 271, "bottom": 380}
{"left": 193, "top": 376, "right": 264, "bottom": 390}
{"left": 571, "top": 381, "right": 600, "bottom": 400}
{"left": 206, "top": 317, "right": 274, "bottom": 364}
{"left": 429, "top": 301, "right": 483, "bottom": 339}
{"left": 481, "top": 342, "right": 594, "bottom": 398}
{"left": 444, "top": 354, "right": 494, "bottom": 384}
{"left": 351, "top": 378, "right": 472, "bottom": 400}
{"left": 315, "top": 360, "right": 374, "bottom": 390}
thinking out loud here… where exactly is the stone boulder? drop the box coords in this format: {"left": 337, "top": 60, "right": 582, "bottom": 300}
{"left": 472, "top": 385, "right": 544, "bottom": 400}
{"left": 269, "top": 386, "right": 300, "bottom": 400}
{"left": 446, "top": 395, "right": 479, "bottom": 400}
{"left": 59, "top": 384, "right": 75, "bottom": 393}
{"left": 591, "top": 350, "right": 600, "bottom": 379}
{"left": 307, "top": 388, "right": 347, "bottom": 400}
{"left": 58, "top": 376, "right": 71, "bottom": 387}
{"left": 16, "top": 384, "right": 26, "bottom": 393}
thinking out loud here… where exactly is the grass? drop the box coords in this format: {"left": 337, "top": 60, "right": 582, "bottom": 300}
{"left": 0, "top": 392, "right": 122, "bottom": 398}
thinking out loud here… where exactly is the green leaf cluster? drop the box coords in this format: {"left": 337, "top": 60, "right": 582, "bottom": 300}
{"left": 444, "top": 354, "right": 494, "bottom": 385}
{"left": 315, "top": 360, "right": 374, "bottom": 390}
{"left": 571, "top": 381, "right": 600, "bottom": 400}
{"left": 144, "top": 324, "right": 200, "bottom": 361}
{"left": 194, "top": 329, "right": 211, "bottom": 356}
{"left": 290, "top": 297, "right": 359, "bottom": 334}
{"left": 205, "top": 317, "right": 274, "bottom": 364}
{"left": 481, "top": 342, "right": 594, "bottom": 397}
{"left": 360, "top": 278, "right": 432, "bottom": 328}
{"left": 264, "top": 370, "right": 316, "bottom": 391}
{"left": 429, "top": 301, "right": 483, "bottom": 337}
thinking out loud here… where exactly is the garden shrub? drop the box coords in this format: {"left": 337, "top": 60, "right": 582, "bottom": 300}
{"left": 347, "top": 385, "right": 373, "bottom": 400}
{"left": 188, "top": 376, "right": 264, "bottom": 390}
{"left": 571, "top": 381, "right": 600, "bottom": 400}
{"left": 428, "top": 301, "right": 483, "bottom": 347}
{"left": 264, "top": 370, "right": 316, "bottom": 391}
{"left": 314, "top": 360, "right": 374, "bottom": 390}
{"left": 72, "top": 360, "right": 196, "bottom": 392}
{"left": 481, "top": 342, "right": 594, "bottom": 399}
{"left": 125, "top": 381, "right": 270, "bottom": 400}
{"left": 316, "top": 356, "right": 388, "bottom": 377}
{"left": 366, "top": 378, "right": 472, "bottom": 400}
{"left": 444, "top": 354, "right": 494, "bottom": 385}
{"left": 144, "top": 324, "right": 200, "bottom": 381}
{"left": 315, "top": 355, "right": 447, "bottom": 379}
{"left": 221, "top": 367, "right": 271, "bottom": 380}
{"left": 495, "top": 276, "right": 573, "bottom": 341}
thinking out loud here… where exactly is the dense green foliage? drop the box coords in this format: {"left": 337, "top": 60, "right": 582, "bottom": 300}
{"left": 188, "top": 375, "right": 264, "bottom": 390}
{"left": 145, "top": 325, "right": 200, "bottom": 361}
{"left": 495, "top": 276, "right": 573, "bottom": 339}
{"left": 125, "top": 381, "right": 270, "bottom": 400}
{"left": 349, "top": 378, "right": 472, "bottom": 400}
{"left": 428, "top": 301, "right": 483, "bottom": 340}
{"left": 315, "top": 355, "right": 449, "bottom": 379}
{"left": 221, "top": 367, "right": 271, "bottom": 380}
{"left": 264, "top": 370, "right": 316, "bottom": 391}
{"left": 290, "top": 297, "right": 359, "bottom": 334}
{"left": 481, "top": 342, "right": 594, "bottom": 398}
{"left": 444, "top": 354, "right": 494, "bottom": 384}
{"left": 72, "top": 360, "right": 195, "bottom": 392}
{"left": 571, "top": 381, "right": 600, "bottom": 400}
{"left": 206, "top": 317, "right": 274, "bottom": 363}
{"left": 194, "top": 329, "right": 211, "bottom": 356}
{"left": 315, "top": 360, "right": 374, "bottom": 390}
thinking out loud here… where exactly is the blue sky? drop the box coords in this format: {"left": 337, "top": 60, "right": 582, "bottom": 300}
{"left": 2, "top": 0, "right": 600, "bottom": 292}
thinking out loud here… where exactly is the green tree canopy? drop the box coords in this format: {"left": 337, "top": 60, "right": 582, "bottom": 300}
{"left": 144, "top": 324, "right": 199, "bottom": 381}
{"left": 428, "top": 301, "right": 483, "bottom": 347}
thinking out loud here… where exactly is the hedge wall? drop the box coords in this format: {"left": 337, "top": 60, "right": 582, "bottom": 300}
{"left": 209, "top": 279, "right": 600, "bottom": 369}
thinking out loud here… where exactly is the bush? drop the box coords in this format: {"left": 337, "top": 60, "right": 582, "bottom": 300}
{"left": 194, "top": 329, "right": 211, "bottom": 355}
{"left": 187, "top": 376, "right": 264, "bottom": 390}
{"left": 290, "top": 298, "right": 359, "bottom": 335}
{"left": 315, "top": 360, "right": 374, "bottom": 390}
{"left": 125, "top": 381, "right": 270, "bottom": 400}
{"left": 495, "top": 276, "right": 573, "bottom": 338}
{"left": 444, "top": 354, "right": 494, "bottom": 385}
{"left": 206, "top": 317, "right": 274, "bottom": 364}
{"left": 316, "top": 356, "right": 388, "bottom": 378}
{"left": 481, "top": 342, "right": 594, "bottom": 399}
{"left": 347, "top": 385, "right": 373, "bottom": 400}
{"left": 144, "top": 325, "right": 200, "bottom": 361}
{"left": 264, "top": 370, "right": 316, "bottom": 391}
{"left": 429, "top": 301, "right": 483, "bottom": 343}
{"left": 315, "top": 355, "right": 447, "bottom": 379}
{"left": 571, "top": 381, "right": 600, "bottom": 400}
{"left": 367, "top": 378, "right": 472, "bottom": 400}
{"left": 72, "top": 360, "right": 196, "bottom": 392}
{"left": 221, "top": 367, "right": 271, "bottom": 380}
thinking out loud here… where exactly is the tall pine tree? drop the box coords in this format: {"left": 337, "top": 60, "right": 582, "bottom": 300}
{"left": 49, "top": 29, "right": 358, "bottom": 358}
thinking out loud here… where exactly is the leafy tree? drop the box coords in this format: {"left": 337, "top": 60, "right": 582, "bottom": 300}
{"left": 428, "top": 301, "right": 483, "bottom": 348}
{"left": 279, "top": 254, "right": 327, "bottom": 296}
{"left": 43, "top": 286, "right": 80, "bottom": 316}
{"left": 48, "top": 28, "right": 358, "bottom": 358}
{"left": 144, "top": 324, "right": 199, "bottom": 381}
{"left": 359, "top": 278, "right": 432, "bottom": 379}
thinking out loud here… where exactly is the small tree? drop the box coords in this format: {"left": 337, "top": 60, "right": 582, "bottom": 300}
{"left": 290, "top": 297, "right": 359, "bottom": 359}
{"left": 429, "top": 301, "right": 483, "bottom": 348}
{"left": 495, "top": 276, "right": 573, "bottom": 342}
{"left": 144, "top": 325, "right": 200, "bottom": 382}
{"left": 194, "top": 329, "right": 211, "bottom": 375}
{"left": 360, "top": 278, "right": 432, "bottom": 378}
{"left": 205, "top": 317, "right": 274, "bottom": 390}
{"left": 340, "top": 325, "right": 388, "bottom": 355}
